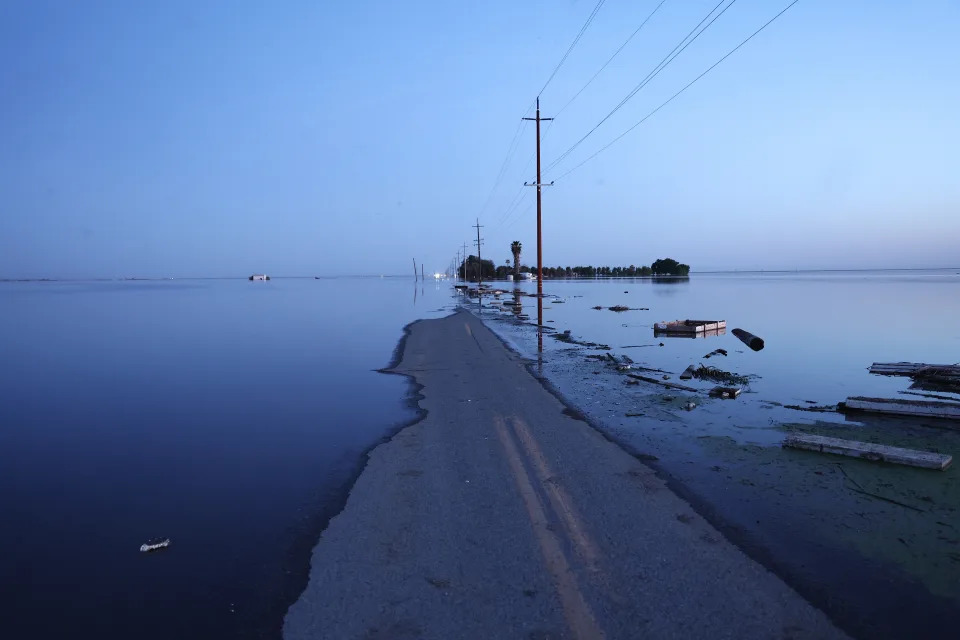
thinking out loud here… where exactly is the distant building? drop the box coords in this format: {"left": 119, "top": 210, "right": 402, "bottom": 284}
{"left": 249, "top": 274, "right": 270, "bottom": 281}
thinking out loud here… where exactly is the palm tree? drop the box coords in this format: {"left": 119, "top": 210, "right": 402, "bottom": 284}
{"left": 510, "top": 241, "right": 522, "bottom": 278}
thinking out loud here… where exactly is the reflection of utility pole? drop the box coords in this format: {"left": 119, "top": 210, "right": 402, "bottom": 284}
{"left": 523, "top": 97, "right": 554, "bottom": 313}
{"left": 473, "top": 219, "right": 484, "bottom": 287}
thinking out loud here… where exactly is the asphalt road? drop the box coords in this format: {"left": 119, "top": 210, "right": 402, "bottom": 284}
{"left": 284, "top": 309, "right": 845, "bottom": 639}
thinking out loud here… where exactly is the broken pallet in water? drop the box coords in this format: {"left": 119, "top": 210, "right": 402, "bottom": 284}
{"left": 869, "top": 362, "right": 960, "bottom": 378}
{"left": 783, "top": 434, "right": 952, "bottom": 470}
{"left": 839, "top": 396, "right": 960, "bottom": 421}
{"left": 654, "top": 319, "right": 726, "bottom": 335}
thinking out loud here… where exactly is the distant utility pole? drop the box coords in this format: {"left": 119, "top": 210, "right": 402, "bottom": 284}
{"left": 462, "top": 242, "right": 469, "bottom": 281}
{"left": 523, "top": 97, "right": 554, "bottom": 313}
{"left": 473, "top": 219, "right": 484, "bottom": 287}
{"left": 413, "top": 258, "right": 418, "bottom": 281}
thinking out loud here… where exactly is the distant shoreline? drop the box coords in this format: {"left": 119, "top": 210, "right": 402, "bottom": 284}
{"left": 2, "top": 267, "right": 958, "bottom": 283}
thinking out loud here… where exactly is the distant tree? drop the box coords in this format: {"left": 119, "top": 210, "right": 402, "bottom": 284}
{"left": 651, "top": 258, "right": 690, "bottom": 276}
{"left": 459, "top": 255, "right": 497, "bottom": 281}
{"left": 510, "top": 241, "right": 523, "bottom": 278}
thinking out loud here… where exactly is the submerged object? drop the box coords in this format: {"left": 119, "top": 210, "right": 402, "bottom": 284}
{"left": 140, "top": 538, "right": 171, "bottom": 553}
{"left": 732, "top": 328, "right": 764, "bottom": 351}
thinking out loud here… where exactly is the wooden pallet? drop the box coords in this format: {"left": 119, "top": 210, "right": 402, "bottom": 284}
{"left": 654, "top": 320, "right": 726, "bottom": 335}
{"left": 783, "top": 434, "right": 952, "bottom": 470}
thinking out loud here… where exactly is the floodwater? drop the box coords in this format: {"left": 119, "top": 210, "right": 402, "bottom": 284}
{"left": 0, "top": 277, "right": 452, "bottom": 639}
{"left": 474, "top": 270, "right": 960, "bottom": 638}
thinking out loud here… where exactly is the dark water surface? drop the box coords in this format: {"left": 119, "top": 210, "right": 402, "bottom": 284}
{"left": 0, "top": 277, "right": 452, "bottom": 639}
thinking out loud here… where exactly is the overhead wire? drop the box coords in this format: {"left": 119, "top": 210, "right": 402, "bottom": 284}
{"left": 545, "top": 0, "right": 736, "bottom": 174}
{"left": 554, "top": 0, "right": 672, "bottom": 119}
{"left": 552, "top": 0, "right": 803, "bottom": 182}
{"left": 485, "top": 0, "right": 605, "bottom": 234}
{"left": 538, "top": 0, "right": 607, "bottom": 97}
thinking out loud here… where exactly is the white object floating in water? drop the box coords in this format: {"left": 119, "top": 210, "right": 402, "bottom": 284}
{"left": 140, "top": 538, "right": 171, "bottom": 553}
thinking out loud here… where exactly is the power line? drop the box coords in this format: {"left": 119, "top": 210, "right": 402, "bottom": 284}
{"left": 553, "top": 0, "right": 803, "bottom": 182}
{"left": 554, "top": 0, "right": 672, "bottom": 119}
{"left": 545, "top": 0, "right": 736, "bottom": 174}
{"left": 538, "top": 0, "right": 607, "bottom": 97}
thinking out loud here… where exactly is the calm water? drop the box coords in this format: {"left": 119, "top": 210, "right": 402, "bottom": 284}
{"left": 0, "top": 277, "right": 452, "bottom": 639}
{"left": 475, "top": 270, "right": 960, "bottom": 637}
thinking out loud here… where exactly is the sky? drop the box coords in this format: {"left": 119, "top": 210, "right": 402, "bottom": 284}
{"left": 1, "top": 0, "right": 958, "bottom": 278}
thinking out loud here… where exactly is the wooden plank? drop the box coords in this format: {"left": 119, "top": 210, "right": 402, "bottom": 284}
{"left": 840, "top": 396, "right": 960, "bottom": 420}
{"left": 625, "top": 373, "right": 698, "bottom": 392}
{"left": 783, "top": 434, "right": 952, "bottom": 470}
{"left": 679, "top": 364, "right": 696, "bottom": 380}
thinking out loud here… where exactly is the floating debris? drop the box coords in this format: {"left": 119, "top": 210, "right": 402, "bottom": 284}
{"left": 732, "top": 328, "right": 764, "bottom": 351}
{"left": 553, "top": 331, "right": 610, "bottom": 350}
{"left": 783, "top": 434, "right": 952, "bottom": 470}
{"left": 703, "top": 349, "right": 727, "bottom": 358}
{"left": 784, "top": 404, "right": 838, "bottom": 413}
{"left": 679, "top": 364, "right": 696, "bottom": 380}
{"left": 870, "top": 362, "right": 960, "bottom": 392}
{"left": 654, "top": 320, "right": 725, "bottom": 336}
{"left": 140, "top": 538, "right": 171, "bottom": 553}
{"left": 710, "top": 386, "right": 742, "bottom": 399}
{"left": 626, "top": 373, "right": 697, "bottom": 392}
{"left": 691, "top": 365, "right": 751, "bottom": 385}
{"left": 839, "top": 396, "right": 960, "bottom": 421}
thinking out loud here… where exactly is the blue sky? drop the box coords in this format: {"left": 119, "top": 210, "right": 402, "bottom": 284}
{"left": 1, "top": 0, "right": 957, "bottom": 277}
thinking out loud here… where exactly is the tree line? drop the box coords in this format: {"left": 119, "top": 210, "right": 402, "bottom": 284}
{"left": 458, "top": 254, "right": 690, "bottom": 280}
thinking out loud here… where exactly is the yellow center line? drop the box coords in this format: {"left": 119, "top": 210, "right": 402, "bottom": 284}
{"left": 493, "top": 415, "right": 605, "bottom": 640}
{"left": 509, "top": 416, "right": 602, "bottom": 572}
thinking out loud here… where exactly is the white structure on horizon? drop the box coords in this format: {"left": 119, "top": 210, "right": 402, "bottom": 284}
{"left": 249, "top": 274, "right": 269, "bottom": 281}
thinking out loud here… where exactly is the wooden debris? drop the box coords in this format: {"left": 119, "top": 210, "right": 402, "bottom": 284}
{"left": 626, "top": 373, "right": 698, "bottom": 392}
{"left": 783, "top": 434, "right": 952, "bottom": 470}
{"left": 703, "top": 349, "right": 727, "bottom": 359}
{"left": 140, "top": 538, "right": 171, "bottom": 553}
{"left": 654, "top": 319, "right": 725, "bottom": 335}
{"left": 784, "top": 404, "right": 838, "bottom": 413}
{"left": 710, "top": 386, "right": 742, "bottom": 399}
{"left": 691, "top": 365, "right": 750, "bottom": 385}
{"left": 679, "top": 364, "right": 696, "bottom": 380}
{"left": 869, "top": 362, "right": 960, "bottom": 377}
{"left": 899, "top": 390, "right": 960, "bottom": 402}
{"left": 732, "top": 328, "right": 764, "bottom": 351}
{"left": 839, "top": 396, "right": 960, "bottom": 421}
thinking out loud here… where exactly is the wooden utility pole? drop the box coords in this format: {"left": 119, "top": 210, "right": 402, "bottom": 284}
{"left": 412, "top": 258, "right": 417, "bottom": 281}
{"left": 523, "top": 97, "right": 554, "bottom": 309}
{"left": 473, "top": 219, "right": 484, "bottom": 286}
{"left": 462, "top": 242, "right": 469, "bottom": 281}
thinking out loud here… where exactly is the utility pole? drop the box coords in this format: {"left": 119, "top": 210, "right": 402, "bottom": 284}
{"left": 523, "top": 98, "right": 554, "bottom": 310}
{"left": 462, "top": 242, "right": 469, "bottom": 282}
{"left": 473, "top": 219, "right": 484, "bottom": 287}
